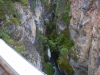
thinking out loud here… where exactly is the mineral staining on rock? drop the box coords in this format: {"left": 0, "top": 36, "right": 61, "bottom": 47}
{"left": 70, "top": 0, "right": 100, "bottom": 75}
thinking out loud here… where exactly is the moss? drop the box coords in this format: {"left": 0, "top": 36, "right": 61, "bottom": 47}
{"left": 44, "top": 63, "right": 54, "bottom": 75}
{"left": 69, "top": 48, "right": 78, "bottom": 61}
{"left": 72, "top": 52, "right": 77, "bottom": 61}
{"left": 58, "top": 58, "right": 74, "bottom": 75}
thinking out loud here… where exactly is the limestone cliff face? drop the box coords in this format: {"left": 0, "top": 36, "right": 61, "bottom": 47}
{"left": 70, "top": 0, "right": 100, "bottom": 75}
{"left": 7, "top": 2, "right": 42, "bottom": 70}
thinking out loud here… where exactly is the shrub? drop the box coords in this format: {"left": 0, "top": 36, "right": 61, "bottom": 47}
{"left": 62, "top": 1, "right": 70, "bottom": 24}
{"left": 38, "top": 34, "right": 48, "bottom": 43}
{"left": 15, "top": 43, "right": 27, "bottom": 55}
{"left": 10, "top": 17, "right": 20, "bottom": 25}
{"left": 11, "top": 0, "right": 28, "bottom": 8}
{"left": 4, "top": 17, "right": 20, "bottom": 26}
{"left": 48, "top": 40, "right": 56, "bottom": 51}
{"left": 44, "top": 63, "right": 54, "bottom": 75}
{"left": 0, "top": 28, "right": 26, "bottom": 55}
{"left": 20, "top": 0, "right": 28, "bottom": 8}
{"left": 58, "top": 58, "right": 74, "bottom": 75}
{"left": 0, "top": 29, "right": 14, "bottom": 45}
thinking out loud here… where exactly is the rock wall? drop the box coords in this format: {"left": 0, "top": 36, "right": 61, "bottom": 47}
{"left": 69, "top": 0, "right": 100, "bottom": 75}
{"left": 7, "top": 2, "right": 43, "bottom": 70}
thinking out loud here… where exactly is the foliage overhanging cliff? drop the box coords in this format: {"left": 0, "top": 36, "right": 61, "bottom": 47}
{"left": 2, "top": 0, "right": 100, "bottom": 75}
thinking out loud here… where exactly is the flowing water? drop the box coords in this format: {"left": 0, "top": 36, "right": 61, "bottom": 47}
{"left": 47, "top": 48, "right": 61, "bottom": 75}
{"left": 47, "top": 48, "right": 51, "bottom": 60}
{"left": 34, "top": 1, "right": 61, "bottom": 75}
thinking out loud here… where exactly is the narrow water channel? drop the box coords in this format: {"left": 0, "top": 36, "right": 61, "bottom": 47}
{"left": 47, "top": 48, "right": 61, "bottom": 75}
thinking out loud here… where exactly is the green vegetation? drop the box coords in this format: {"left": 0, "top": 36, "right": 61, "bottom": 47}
{"left": 0, "top": 0, "right": 27, "bottom": 20}
{"left": 0, "top": 29, "right": 13, "bottom": 45}
{"left": 15, "top": 42, "right": 27, "bottom": 55}
{"left": 0, "top": 28, "right": 27, "bottom": 55}
{"left": 9, "top": 17, "right": 20, "bottom": 25}
{"left": 38, "top": 0, "right": 74, "bottom": 74}
{"left": 69, "top": 50, "right": 77, "bottom": 61}
{"left": 12, "top": 0, "right": 28, "bottom": 8}
{"left": 38, "top": 22, "right": 74, "bottom": 75}
{"left": 40, "top": 0, "right": 56, "bottom": 10}
{"left": 0, "top": 0, "right": 14, "bottom": 20}
{"left": 30, "top": 1, "right": 35, "bottom": 13}
{"left": 55, "top": 0, "right": 70, "bottom": 24}
{"left": 0, "top": 0, "right": 28, "bottom": 55}
{"left": 44, "top": 63, "right": 54, "bottom": 75}
{"left": 20, "top": 0, "right": 28, "bottom": 7}
{"left": 4, "top": 17, "right": 20, "bottom": 26}
{"left": 0, "top": 0, "right": 22, "bottom": 26}
{"left": 62, "top": 1, "right": 70, "bottom": 24}
{"left": 55, "top": 0, "right": 61, "bottom": 16}
{"left": 45, "top": 3, "right": 51, "bottom": 8}
{"left": 58, "top": 58, "right": 74, "bottom": 75}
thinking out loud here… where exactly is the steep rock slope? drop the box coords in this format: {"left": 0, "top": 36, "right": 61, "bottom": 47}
{"left": 0, "top": 1, "right": 42, "bottom": 70}
{"left": 13, "top": 3, "right": 42, "bottom": 70}
{"left": 70, "top": 0, "right": 100, "bottom": 75}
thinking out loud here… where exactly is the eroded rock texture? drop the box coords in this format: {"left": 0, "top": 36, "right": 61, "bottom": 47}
{"left": 7, "top": 2, "right": 42, "bottom": 70}
{"left": 69, "top": 0, "right": 100, "bottom": 75}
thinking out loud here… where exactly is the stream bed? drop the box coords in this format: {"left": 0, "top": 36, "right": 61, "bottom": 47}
{"left": 47, "top": 48, "right": 61, "bottom": 75}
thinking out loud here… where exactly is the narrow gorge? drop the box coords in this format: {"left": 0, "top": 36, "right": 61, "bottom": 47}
{"left": 0, "top": 0, "right": 100, "bottom": 75}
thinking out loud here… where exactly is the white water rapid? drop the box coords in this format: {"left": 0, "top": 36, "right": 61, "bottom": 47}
{"left": 47, "top": 48, "right": 51, "bottom": 60}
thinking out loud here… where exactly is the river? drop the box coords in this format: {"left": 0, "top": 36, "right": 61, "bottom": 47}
{"left": 47, "top": 48, "right": 61, "bottom": 75}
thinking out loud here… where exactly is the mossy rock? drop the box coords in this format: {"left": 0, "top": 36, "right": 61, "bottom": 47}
{"left": 44, "top": 63, "right": 54, "bottom": 75}
{"left": 68, "top": 47, "right": 78, "bottom": 61}
{"left": 61, "top": 27, "right": 69, "bottom": 38}
{"left": 58, "top": 58, "right": 74, "bottom": 75}
{"left": 61, "top": 0, "right": 70, "bottom": 24}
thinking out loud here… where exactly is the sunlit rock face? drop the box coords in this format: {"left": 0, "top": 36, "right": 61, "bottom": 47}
{"left": 70, "top": 0, "right": 100, "bottom": 75}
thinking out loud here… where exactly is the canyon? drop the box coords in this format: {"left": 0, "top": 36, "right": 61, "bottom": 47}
{"left": 0, "top": 0, "right": 100, "bottom": 75}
